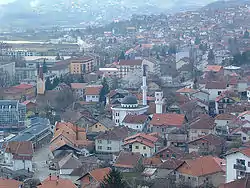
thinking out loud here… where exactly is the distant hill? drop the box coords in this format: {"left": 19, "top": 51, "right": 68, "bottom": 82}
{"left": 202, "top": 0, "right": 250, "bottom": 10}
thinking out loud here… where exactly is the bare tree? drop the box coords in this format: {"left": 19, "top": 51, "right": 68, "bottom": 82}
{"left": 0, "top": 70, "right": 11, "bottom": 87}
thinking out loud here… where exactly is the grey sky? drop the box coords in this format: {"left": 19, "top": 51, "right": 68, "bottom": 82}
{"left": 0, "top": 0, "right": 16, "bottom": 4}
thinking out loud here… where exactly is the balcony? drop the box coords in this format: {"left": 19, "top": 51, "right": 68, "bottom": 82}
{"left": 234, "top": 164, "right": 246, "bottom": 171}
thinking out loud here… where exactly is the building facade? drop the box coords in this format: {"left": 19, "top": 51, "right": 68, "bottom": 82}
{"left": 69, "top": 57, "right": 95, "bottom": 74}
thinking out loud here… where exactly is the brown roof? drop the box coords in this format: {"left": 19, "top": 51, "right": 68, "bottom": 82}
{"left": 205, "top": 65, "right": 223, "bottom": 72}
{"left": 0, "top": 178, "right": 23, "bottom": 188}
{"left": 70, "top": 83, "right": 87, "bottom": 89}
{"left": 219, "top": 177, "right": 250, "bottom": 188}
{"left": 154, "top": 145, "right": 185, "bottom": 157}
{"left": 150, "top": 113, "right": 185, "bottom": 127}
{"left": 38, "top": 176, "right": 77, "bottom": 188}
{"left": 96, "top": 126, "right": 131, "bottom": 141}
{"left": 114, "top": 151, "right": 142, "bottom": 169}
{"left": 123, "top": 114, "right": 148, "bottom": 124}
{"left": 118, "top": 59, "right": 143, "bottom": 66}
{"left": 215, "top": 113, "right": 236, "bottom": 120}
{"left": 78, "top": 167, "right": 111, "bottom": 182}
{"left": 205, "top": 81, "right": 227, "bottom": 89}
{"left": 189, "top": 114, "right": 215, "bottom": 130}
{"left": 158, "top": 158, "right": 184, "bottom": 170}
{"left": 176, "top": 156, "right": 225, "bottom": 177}
{"left": 58, "top": 153, "right": 82, "bottom": 169}
{"left": 176, "top": 88, "right": 197, "bottom": 93}
{"left": 188, "top": 134, "right": 224, "bottom": 146}
{"left": 143, "top": 157, "right": 162, "bottom": 166}
{"left": 85, "top": 85, "right": 102, "bottom": 95}
{"left": 5, "top": 141, "right": 33, "bottom": 156}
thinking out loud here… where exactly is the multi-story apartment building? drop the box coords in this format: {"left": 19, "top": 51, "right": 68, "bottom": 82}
{"left": 69, "top": 57, "right": 95, "bottom": 74}
{"left": 0, "top": 100, "right": 26, "bottom": 130}
{"left": 116, "top": 59, "right": 143, "bottom": 78}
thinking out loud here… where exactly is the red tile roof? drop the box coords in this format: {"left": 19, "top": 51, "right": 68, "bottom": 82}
{"left": 85, "top": 85, "right": 102, "bottom": 95}
{"left": 205, "top": 81, "right": 227, "bottom": 89}
{"left": 70, "top": 83, "right": 87, "bottom": 89}
{"left": 38, "top": 176, "right": 77, "bottom": 188}
{"left": 13, "top": 84, "right": 34, "bottom": 90}
{"left": 150, "top": 113, "right": 185, "bottom": 127}
{"left": 114, "top": 151, "right": 142, "bottom": 169}
{"left": 205, "top": 65, "right": 223, "bottom": 72}
{"left": 176, "top": 88, "right": 197, "bottom": 93}
{"left": 123, "top": 114, "right": 148, "bottom": 124}
{"left": 4, "top": 141, "right": 33, "bottom": 156}
{"left": 0, "top": 178, "right": 23, "bottom": 188}
{"left": 215, "top": 113, "right": 236, "bottom": 120}
{"left": 82, "top": 167, "right": 111, "bottom": 182}
{"left": 189, "top": 115, "right": 215, "bottom": 130}
{"left": 176, "top": 156, "right": 225, "bottom": 177}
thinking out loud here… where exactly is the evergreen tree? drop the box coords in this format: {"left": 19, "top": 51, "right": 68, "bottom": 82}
{"left": 168, "top": 44, "right": 177, "bottom": 55}
{"left": 99, "top": 78, "right": 109, "bottom": 103}
{"left": 43, "top": 59, "right": 48, "bottom": 73}
{"left": 53, "top": 77, "right": 60, "bottom": 88}
{"left": 101, "top": 168, "right": 126, "bottom": 188}
{"left": 55, "top": 53, "right": 61, "bottom": 60}
{"left": 59, "top": 74, "right": 64, "bottom": 83}
{"left": 118, "top": 51, "right": 125, "bottom": 60}
{"left": 207, "top": 49, "right": 215, "bottom": 65}
{"left": 45, "top": 77, "right": 53, "bottom": 90}
{"left": 244, "top": 29, "right": 249, "bottom": 38}
{"left": 78, "top": 74, "right": 84, "bottom": 83}
{"left": 195, "top": 37, "right": 200, "bottom": 45}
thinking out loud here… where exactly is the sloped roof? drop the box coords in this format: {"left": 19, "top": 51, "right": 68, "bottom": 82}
{"left": 0, "top": 178, "right": 23, "bottom": 188}
{"left": 96, "top": 126, "right": 130, "bottom": 140}
{"left": 38, "top": 176, "right": 77, "bottom": 188}
{"left": 123, "top": 114, "right": 148, "bottom": 124}
{"left": 114, "top": 151, "right": 142, "bottom": 169}
{"left": 188, "top": 134, "right": 223, "bottom": 146}
{"left": 58, "top": 153, "right": 82, "bottom": 169}
{"left": 4, "top": 141, "right": 33, "bottom": 156}
{"left": 189, "top": 114, "right": 215, "bottom": 130}
{"left": 150, "top": 113, "right": 185, "bottom": 127}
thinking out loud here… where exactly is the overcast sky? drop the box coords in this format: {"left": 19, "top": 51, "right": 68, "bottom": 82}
{"left": 0, "top": 0, "right": 16, "bottom": 4}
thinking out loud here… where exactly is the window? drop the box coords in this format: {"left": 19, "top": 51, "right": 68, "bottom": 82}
{"left": 143, "top": 146, "right": 146, "bottom": 150}
{"left": 172, "top": 154, "right": 176, "bottom": 158}
{"left": 162, "top": 128, "right": 165, "bottom": 132}
{"left": 166, "top": 154, "right": 169, "bottom": 158}
{"left": 135, "top": 146, "right": 139, "bottom": 149}
{"left": 144, "top": 153, "right": 147, "bottom": 157}
{"left": 243, "top": 137, "right": 247, "bottom": 141}
{"left": 218, "top": 91, "right": 221, "bottom": 95}
{"left": 248, "top": 162, "right": 250, "bottom": 167}
{"left": 107, "top": 140, "right": 112, "bottom": 144}
{"left": 98, "top": 140, "right": 102, "bottom": 144}
{"left": 237, "top": 159, "right": 245, "bottom": 165}
{"left": 97, "top": 146, "right": 102, "bottom": 150}
{"left": 95, "top": 124, "right": 98, "bottom": 128}
{"left": 107, "top": 147, "right": 112, "bottom": 150}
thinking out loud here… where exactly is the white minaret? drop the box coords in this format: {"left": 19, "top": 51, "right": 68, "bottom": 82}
{"left": 141, "top": 65, "right": 147, "bottom": 106}
{"left": 155, "top": 91, "right": 164, "bottom": 114}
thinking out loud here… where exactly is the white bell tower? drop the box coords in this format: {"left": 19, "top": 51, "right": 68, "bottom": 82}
{"left": 155, "top": 91, "right": 164, "bottom": 114}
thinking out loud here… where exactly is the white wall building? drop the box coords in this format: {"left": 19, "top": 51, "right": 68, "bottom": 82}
{"left": 226, "top": 148, "right": 250, "bottom": 183}
{"left": 111, "top": 95, "right": 149, "bottom": 125}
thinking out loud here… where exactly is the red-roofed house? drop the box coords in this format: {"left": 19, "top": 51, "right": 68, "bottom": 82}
{"left": 0, "top": 178, "right": 23, "bottom": 188}
{"left": 38, "top": 175, "right": 77, "bottom": 188}
{"left": 71, "top": 83, "right": 87, "bottom": 99}
{"left": 175, "top": 156, "right": 225, "bottom": 187}
{"left": 225, "top": 147, "right": 250, "bottom": 183}
{"left": 122, "top": 114, "right": 149, "bottom": 131}
{"left": 123, "top": 133, "right": 160, "bottom": 157}
{"left": 85, "top": 85, "right": 102, "bottom": 102}
{"left": 149, "top": 113, "right": 187, "bottom": 135}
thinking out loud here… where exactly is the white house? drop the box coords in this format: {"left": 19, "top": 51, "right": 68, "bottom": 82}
{"left": 225, "top": 148, "right": 250, "bottom": 183}
{"left": 247, "top": 87, "right": 250, "bottom": 102}
{"left": 4, "top": 141, "right": 33, "bottom": 172}
{"left": 122, "top": 114, "right": 149, "bottom": 131}
{"left": 205, "top": 81, "right": 228, "bottom": 101}
{"left": 71, "top": 83, "right": 87, "bottom": 99}
{"left": 85, "top": 85, "right": 102, "bottom": 102}
{"left": 95, "top": 127, "right": 130, "bottom": 154}
{"left": 111, "top": 95, "right": 149, "bottom": 125}
{"left": 238, "top": 111, "right": 250, "bottom": 122}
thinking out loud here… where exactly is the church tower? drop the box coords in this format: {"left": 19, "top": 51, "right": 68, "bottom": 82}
{"left": 155, "top": 91, "right": 164, "bottom": 114}
{"left": 37, "top": 64, "right": 45, "bottom": 95}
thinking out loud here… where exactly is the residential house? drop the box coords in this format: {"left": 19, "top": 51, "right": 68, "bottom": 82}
{"left": 165, "top": 129, "right": 188, "bottom": 150}
{"left": 71, "top": 83, "right": 87, "bottom": 100}
{"left": 115, "top": 59, "right": 143, "bottom": 78}
{"left": 188, "top": 134, "right": 225, "bottom": 156}
{"left": 176, "top": 88, "right": 197, "bottom": 98}
{"left": 247, "top": 87, "right": 250, "bottom": 102}
{"left": 88, "top": 118, "right": 116, "bottom": 133}
{"left": 230, "top": 127, "right": 250, "bottom": 143}
{"left": 219, "top": 177, "right": 250, "bottom": 188}
{"left": 215, "top": 113, "right": 236, "bottom": 135}
{"left": 0, "top": 178, "right": 23, "bottom": 188}
{"left": 149, "top": 113, "right": 187, "bottom": 136}
{"left": 106, "top": 89, "right": 129, "bottom": 105}
{"left": 157, "top": 158, "right": 184, "bottom": 178}
{"left": 190, "top": 90, "right": 210, "bottom": 102}
{"left": 113, "top": 151, "right": 142, "bottom": 172}
{"left": 77, "top": 167, "right": 111, "bottom": 188}
{"left": 22, "top": 100, "right": 37, "bottom": 113}
{"left": 95, "top": 126, "right": 132, "bottom": 154}
{"left": 215, "top": 91, "right": 239, "bottom": 114}
{"left": 225, "top": 147, "right": 250, "bottom": 183}
{"left": 205, "top": 65, "right": 224, "bottom": 78}
{"left": 122, "top": 114, "right": 149, "bottom": 131}
{"left": 189, "top": 115, "right": 216, "bottom": 141}
{"left": 58, "top": 153, "right": 82, "bottom": 175}
{"left": 143, "top": 157, "right": 162, "bottom": 168}
{"left": 85, "top": 85, "right": 103, "bottom": 102}
{"left": 205, "top": 81, "right": 228, "bottom": 101}
{"left": 3, "top": 141, "right": 33, "bottom": 171}
{"left": 175, "top": 156, "right": 225, "bottom": 187}
{"left": 123, "top": 133, "right": 159, "bottom": 157}
{"left": 38, "top": 175, "right": 77, "bottom": 188}
{"left": 154, "top": 145, "right": 185, "bottom": 160}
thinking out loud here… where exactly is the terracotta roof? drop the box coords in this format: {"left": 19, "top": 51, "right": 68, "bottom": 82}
{"left": 123, "top": 114, "right": 148, "bottom": 124}
{"left": 118, "top": 59, "right": 143, "bottom": 66}
{"left": 4, "top": 141, "right": 33, "bottom": 156}
{"left": 38, "top": 176, "right": 77, "bottom": 188}
{"left": 150, "top": 113, "right": 185, "bottom": 127}
{"left": 176, "top": 88, "right": 197, "bottom": 93}
{"left": 85, "top": 85, "right": 102, "bottom": 95}
{"left": 227, "top": 147, "right": 250, "bottom": 157}
{"left": 176, "top": 156, "right": 225, "bottom": 177}
{"left": 215, "top": 113, "right": 236, "bottom": 120}
{"left": 79, "top": 167, "right": 111, "bottom": 182}
{"left": 205, "top": 81, "right": 227, "bottom": 89}
{"left": 0, "top": 178, "right": 23, "bottom": 188}
{"left": 124, "top": 137, "right": 155, "bottom": 148}
{"left": 205, "top": 65, "right": 223, "bottom": 72}
{"left": 13, "top": 83, "right": 34, "bottom": 90}
{"left": 219, "top": 177, "right": 250, "bottom": 188}
{"left": 125, "top": 133, "right": 158, "bottom": 143}
{"left": 114, "top": 151, "right": 142, "bottom": 169}
{"left": 70, "top": 83, "right": 87, "bottom": 89}
{"left": 154, "top": 145, "right": 185, "bottom": 157}
{"left": 189, "top": 115, "right": 215, "bottom": 130}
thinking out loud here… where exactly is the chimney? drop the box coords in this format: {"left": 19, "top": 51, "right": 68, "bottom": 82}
{"left": 49, "top": 173, "right": 51, "bottom": 180}
{"left": 56, "top": 175, "right": 59, "bottom": 185}
{"left": 76, "top": 125, "right": 79, "bottom": 140}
